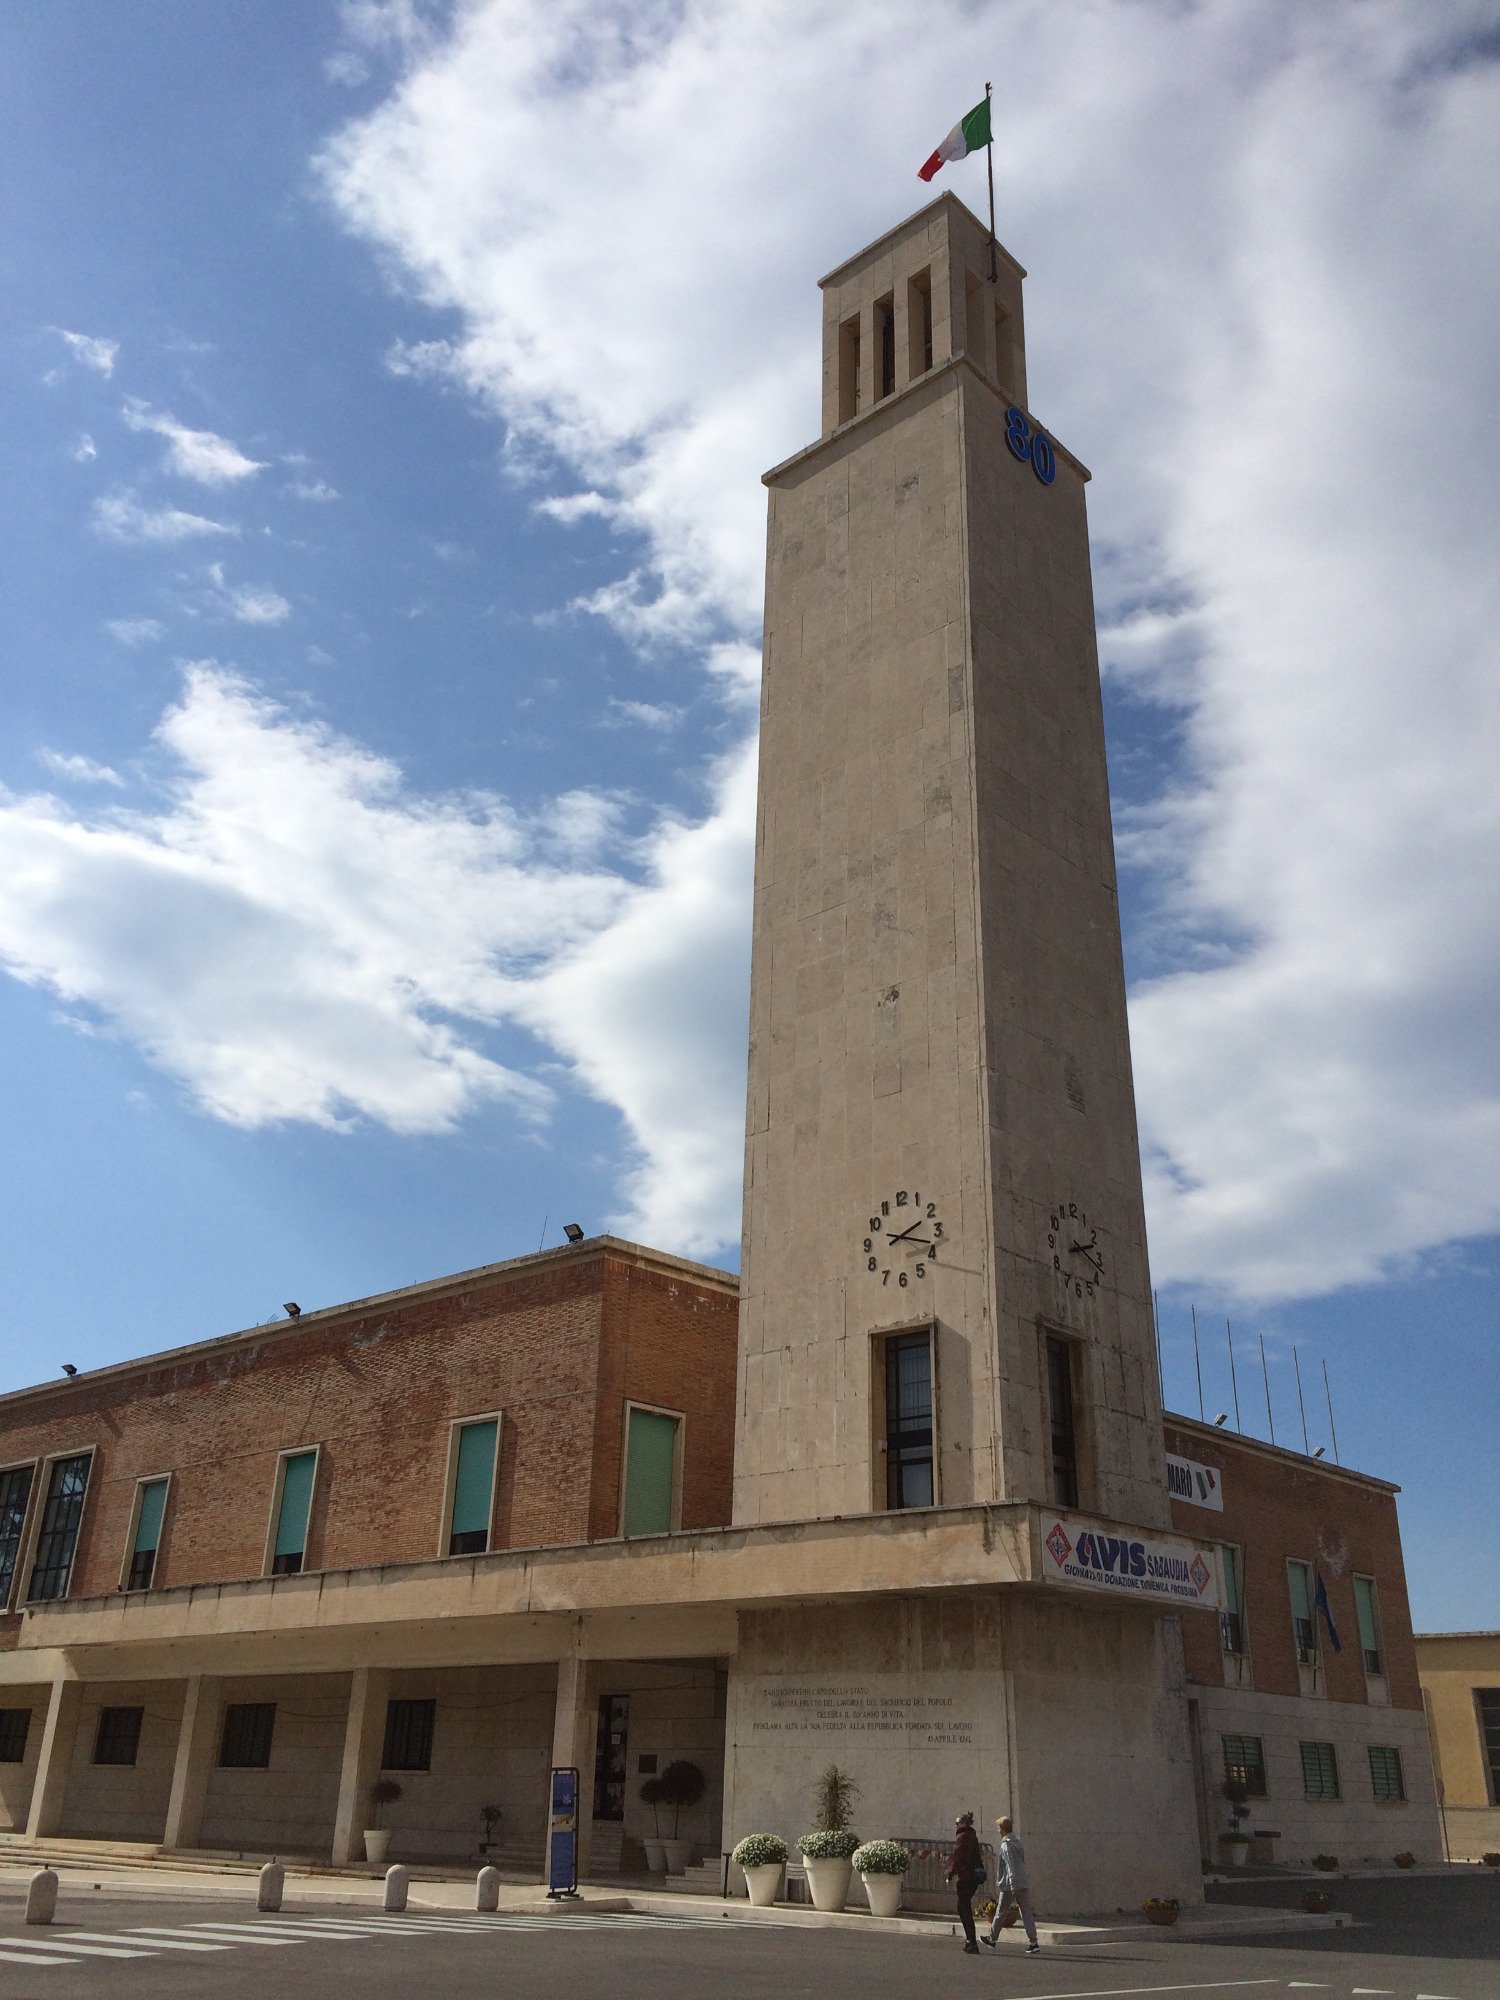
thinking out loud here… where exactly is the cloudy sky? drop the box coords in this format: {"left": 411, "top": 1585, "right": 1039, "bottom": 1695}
{"left": 1, "top": 0, "right": 1496, "bottom": 1624}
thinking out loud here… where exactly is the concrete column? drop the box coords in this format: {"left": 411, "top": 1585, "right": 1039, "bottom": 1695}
{"left": 548, "top": 1653, "right": 594, "bottom": 1880}
{"left": 331, "top": 1667, "right": 390, "bottom": 1865}
{"left": 24, "top": 1674, "right": 83, "bottom": 1840}
{"left": 162, "top": 1674, "right": 222, "bottom": 1851}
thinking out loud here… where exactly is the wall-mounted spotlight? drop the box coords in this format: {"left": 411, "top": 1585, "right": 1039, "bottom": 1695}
{"left": 563, "top": 1223, "right": 585, "bottom": 1243}
{"left": 60, "top": 1363, "right": 78, "bottom": 1378}
{"left": 1312, "top": 1445, "right": 1326, "bottom": 1459}
{"left": 1212, "top": 1413, "right": 1229, "bottom": 1427}
{"left": 283, "top": 1302, "right": 301, "bottom": 1318}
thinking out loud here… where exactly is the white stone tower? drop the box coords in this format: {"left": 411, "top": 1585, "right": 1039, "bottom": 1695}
{"left": 735, "top": 193, "right": 1167, "bottom": 1535}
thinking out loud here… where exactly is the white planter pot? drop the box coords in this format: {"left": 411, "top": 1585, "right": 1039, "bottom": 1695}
{"left": 643, "top": 1838, "right": 667, "bottom": 1873}
{"left": 744, "top": 1862, "right": 783, "bottom": 1907}
{"left": 662, "top": 1838, "right": 693, "bottom": 1873}
{"left": 804, "top": 1856, "right": 853, "bottom": 1912}
{"left": 1218, "top": 1834, "right": 1251, "bottom": 1870}
{"left": 860, "top": 1871, "right": 903, "bottom": 1917}
{"left": 363, "top": 1829, "right": 391, "bottom": 1865}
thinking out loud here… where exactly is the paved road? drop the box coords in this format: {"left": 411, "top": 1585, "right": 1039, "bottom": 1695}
{"left": 0, "top": 1878, "right": 1495, "bottom": 2000}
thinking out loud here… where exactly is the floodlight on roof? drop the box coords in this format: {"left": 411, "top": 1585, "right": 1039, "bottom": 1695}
{"left": 563, "top": 1223, "right": 586, "bottom": 1243}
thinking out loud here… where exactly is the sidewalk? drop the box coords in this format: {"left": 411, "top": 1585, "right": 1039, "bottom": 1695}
{"left": 0, "top": 1846, "right": 1353, "bottom": 1942}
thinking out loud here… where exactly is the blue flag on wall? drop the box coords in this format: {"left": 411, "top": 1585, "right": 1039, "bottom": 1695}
{"left": 1314, "top": 1570, "right": 1342, "bottom": 1653}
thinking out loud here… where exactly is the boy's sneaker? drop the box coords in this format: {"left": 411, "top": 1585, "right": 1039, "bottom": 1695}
{"left": 1025, "top": 1941, "right": 1040, "bottom": 1954}
{"left": 979, "top": 1935, "right": 996, "bottom": 1948}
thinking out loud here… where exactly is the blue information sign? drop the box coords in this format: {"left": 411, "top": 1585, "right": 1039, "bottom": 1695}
{"left": 547, "top": 1766, "right": 579, "bottom": 1897}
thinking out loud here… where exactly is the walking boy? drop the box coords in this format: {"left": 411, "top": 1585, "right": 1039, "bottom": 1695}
{"left": 981, "top": 1816, "right": 1039, "bottom": 1953}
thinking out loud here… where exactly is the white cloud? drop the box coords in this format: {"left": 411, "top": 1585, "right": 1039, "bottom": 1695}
{"left": 0, "top": 667, "right": 630, "bottom": 1136}
{"left": 287, "top": 477, "right": 340, "bottom": 502}
{"left": 203, "top": 563, "right": 292, "bottom": 625}
{"left": 56, "top": 329, "right": 118, "bottom": 377}
{"left": 122, "top": 399, "right": 265, "bottom": 484}
{"left": 606, "top": 698, "right": 683, "bottom": 733}
{"left": 93, "top": 493, "right": 236, "bottom": 544}
{"left": 36, "top": 751, "right": 124, "bottom": 788}
{"left": 105, "top": 618, "right": 165, "bottom": 647}
{"left": 310, "top": 0, "right": 1500, "bottom": 1292}
{"left": 72, "top": 434, "right": 97, "bottom": 463}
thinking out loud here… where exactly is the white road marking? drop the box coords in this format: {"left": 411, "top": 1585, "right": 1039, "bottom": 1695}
{"left": 0, "top": 1947, "right": 83, "bottom": 1965}
{"left": 0, "top": 1937, "right": 154, "bottom": 1958}
{"left": 61, "top": 1929, "right": 232, "bottom": 1952}
{"left": 983, "top": 1982, "right": 1281, "bottom": 1999}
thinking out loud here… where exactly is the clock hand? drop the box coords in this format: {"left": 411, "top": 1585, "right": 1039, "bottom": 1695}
{"left": 887, "top": 1221, "right": 926, "bottom": 1245}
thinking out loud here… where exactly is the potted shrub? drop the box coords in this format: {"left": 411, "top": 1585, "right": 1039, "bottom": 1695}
{"left": 1483, "top": 1852, "right": 1500, "bottom": 1868}
{"left": 658, "top": 1759, "right": 706, "bottom": 1873}
{"left": 1302, "top": 1887, "right": 1333, "bottom": 1913}
{"left": 1142, "top": 1896, "right": 1180, "bottom": 1927}
{"left": 732, "top": 1833, "right": 788, "bottom": 1907}
{"left": 852, "top": 1839, "right": 909, "bottom": 1918}
{"left": 797, "top": 1765, "right": 860, "bottom": 1912}
{"left": 364, "top": 1777, "right": 402, "bottom": 1865}
{"left": 1312, "top": 1854, "right": 1339, "bottom": 1872}
{"left": 639, "top": 1776, "right": 668, "bottom": 1873}
{"left": 1393, "top": 1850, "right": 1416, "bottom": 1869}
{"left": 1217, "top": 1778, "right": 1252, "bottom": 1870}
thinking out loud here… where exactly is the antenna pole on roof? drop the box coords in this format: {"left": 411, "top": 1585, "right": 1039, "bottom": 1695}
{"left": 1293, "top": 1344, "right": 1312, "bottom": 1454}
{"left": 1191, "top": 1303, "right": 1204, "bottom": 1421}
{"left": 1322, "top": 1357, "right": 1341, "bottom": 1465}
{"left": 1226, "top": 1319, "right": 1242, "bottom": 1430}
{"left": 1259, "top": 1333, "right": 1276, "bottom": 1445}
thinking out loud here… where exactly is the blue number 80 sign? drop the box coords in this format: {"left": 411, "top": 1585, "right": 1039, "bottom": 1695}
{"left": 1005, "top": 406, "right": 1056, "bottom": 485}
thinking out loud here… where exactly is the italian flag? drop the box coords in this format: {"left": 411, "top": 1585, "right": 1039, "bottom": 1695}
{"left": 918, "top": 97, "right": 991, "bottom": 182}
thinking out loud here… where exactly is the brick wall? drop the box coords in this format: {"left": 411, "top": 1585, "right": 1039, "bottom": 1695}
{"left": 0, "top": 1242, "right": 739, "bottom": 1613}
{"left": 1166, "top": 1420, "right": 1421, "bottom": 1712}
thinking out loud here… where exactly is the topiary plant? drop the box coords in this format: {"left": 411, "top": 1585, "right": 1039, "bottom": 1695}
{"left": 368, "top": 1777, "right": 402, "bottom": 1827}
{"left": 640, "top": 1775, "right": 666, "bottom": 1836}
{"left": 732, "top": 1833, "right": 789, "bottom": 1868}
{"left": 1393, "top": 1851, "right": 1416, "bottom": 1868}
{"left": 1483, "top": 1852, "right": 1500, "bottom": 1868}
{"left": 1312, "top": 1853, "right": 1339, "bottom": 1872}
{"left": 657, "top": 1760, "right": 706, "bottom": 1837}
{"left": 852, "top": 1839, "right": 909, "bottom": 1876}
{"left": 813, "top": 1763, "right": 859, "bottom": 1833}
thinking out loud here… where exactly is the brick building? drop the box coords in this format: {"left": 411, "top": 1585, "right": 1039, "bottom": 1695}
{"left": 0, "top": 195, "right": 1446, "bottom": 1903}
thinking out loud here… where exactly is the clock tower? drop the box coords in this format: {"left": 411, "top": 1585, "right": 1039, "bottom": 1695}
{"left": 734, "top": 192, "right": 1168, "bottom": 1535}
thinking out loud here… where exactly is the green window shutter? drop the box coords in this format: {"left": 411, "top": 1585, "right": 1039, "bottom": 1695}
{"left": 133, "top": 1479, "right": 168, "bottom": 1556}
{"left": 451, "top": 1420, "right": 498, "bottom": 1539}
{"left": 1353, "top": 1576, "right": 1379, "bottom": 1653}
{"left": 274, "top": 1452, "right": 316, "bottom": 1559}
{"left": 622, "top": 1409, "right": 678, "bottom": 1538}
{"left": 1287, "top": 1561, "right": 1311, "bottom": 1621}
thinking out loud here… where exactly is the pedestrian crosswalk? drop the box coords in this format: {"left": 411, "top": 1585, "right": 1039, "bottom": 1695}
{"left": 0, "top": 1907, "right": 738, "bottom": 1968}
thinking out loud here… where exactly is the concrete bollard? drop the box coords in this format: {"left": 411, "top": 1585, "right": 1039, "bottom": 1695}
{"left": 25, "top": 1868, "right": 59, "bottom": 1925}
{"left": 258, "top": 1861, "right": 284, "bottom": 1913}
{"left": 383, "top": 1864, "right": 409, "bottom": 1913}
{"left": 476, "top": 1866, "right": 501, "bottom": 1912}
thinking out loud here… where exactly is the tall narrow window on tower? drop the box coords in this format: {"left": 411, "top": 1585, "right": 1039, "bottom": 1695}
{"left": 907, "top": 268, "right": 933, "bottom": 378}
{"left": 1046, "top": 1337, "right": 1080, "bottom": 1508}
{"left": 993, "top": 304, "right": 1016, "bottom": 395}
{"left": 838, "top": 314, "right": 861, "bottom": 424}
{"left": 875, "top": 293, "right": 895, "bottom": 401}
{"left": 883, "top": 1331, "right": 934, "bottom": 1509}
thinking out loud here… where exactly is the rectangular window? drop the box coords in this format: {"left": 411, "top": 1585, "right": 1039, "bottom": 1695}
{"left": 592, "top": 1692, "right": 629, "bottom": 1821}
{"left": 447, "top": 1417, "right": 499, "bottom": 1556}
{"left": 1477, "top": 1689, "right": 1500, "bottom": 1803}
{"left": 1368, "top": 1745, "right": 1405, "bottom": 1802}
{"left": 0, "top": 1464, "right": 35, "bottom": 1607}
{"left": 994, "top": 303, "right": 1016, "bottom": 392}
{"left": 621, "top": 1406, "right": 680, "bottom": 1537}
{"left": 93, "top": 1705, "right": 144, "bottom": 1767}
{"left": 1221, "top": 1733, "right": 1267, "bottom": 1798}
{"left": 907, "top": 269, "right": 933, "bottom": 378}
{"left": 875, "top": 293, "right": 896, "bottom": 400}
{"left": 1220, "top": 1545, "right": 1245, "bottom": 1655}
{"left": 1287, "top": 1559, "right": 1317, "bottom": 1663}
{"left": 382, "top": 1698, "right": 435, "bottom": 1773}
{"left": 884, "top": 1331, "right": 935, "bottom": 1509}
{"left": 1300, "top": 1739, "right": 1340, "bottom": 1800}
{"left": 270, "top": 1450, "right": 317, "bottom": 1576}
{"left": 126, "top": 1477, "right": 169, "bottom": 1592}
{"left": 838, "top": 315, "right": 861, "bottom": 424}
{"left": 1046, "top": 1336, "right": 1080, "bottom": 1508}
{"left": 219, "top": 1702, "right": 275, "bottom": 1770}
{"left": 964, "top": 268, "right": 985, "bottom": 366}
{"left": 27, "top": 1452, "right": 92, "bottom": 1602}
{"left": 1353, "top": 1575, "right": 1383, "bottom": 1676}
{"left": 0, "top": 1708, "right": 31, "bottom": 1763}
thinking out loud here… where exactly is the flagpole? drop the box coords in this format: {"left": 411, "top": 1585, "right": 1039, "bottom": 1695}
{"left": 984, "top": 80, "right": 997, "bottom": 282}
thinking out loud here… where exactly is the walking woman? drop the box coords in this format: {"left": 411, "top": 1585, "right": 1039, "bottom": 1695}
{"left": 946, "top": 1810, "right": 985, "bottom": 1953}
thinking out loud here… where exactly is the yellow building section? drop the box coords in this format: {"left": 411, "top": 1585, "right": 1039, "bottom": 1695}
{"left": 1415, "top": 1630, "right": 1500, "bottom": 1859}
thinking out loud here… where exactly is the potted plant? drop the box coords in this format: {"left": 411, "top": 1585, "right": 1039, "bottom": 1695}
{"left": 639, "top": 1776, "right": 668, "bottom": 1873}
{"left": 479, "top": 1803, "right": 502, "bottom": 1854}
{"left": 732, "top": 1833, "right": 788, "bottom": 1907}
{"left": 657, "top": 1759, "right": 706, "bottom": 1873}
{"left": 852, "top": 1839, "right": 909, "bottom": 1917}
{"left": 364, "top": 1778, "right": 402, "bottom": 1865}
{"left": 1483, "top": 1852, "right": 1500, "bottom": 1868}
{"left": 797, "top": 1765, "right": 860, "bottom": 1912}
{"left": 1142, "top": 1896, "right": 1180, "bottom": 1927}
{"left": 1217, "top": 1778, "right": 1252, "bottom": 1869}
{"left": 1302, "top": 1887, "right": 1333, "bottom": 1913}
{"left": 1393, "top": 1851, "right": 1416, "bottom": 1869}
{"left": 1312, "top": 1853, "right": 1339, "bottom": 1872}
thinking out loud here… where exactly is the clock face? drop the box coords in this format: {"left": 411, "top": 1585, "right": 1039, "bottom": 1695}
{"left": 1047, "top": 1201, "right": 1104, "bottom": 1299}
{"left": 861, "top": 1189, "right": 943, "bottom": 1291}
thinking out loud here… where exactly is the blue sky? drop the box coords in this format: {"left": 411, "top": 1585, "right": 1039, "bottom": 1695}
{"left": 1, "top": 2, "right": 1496, "bottom": 1629}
